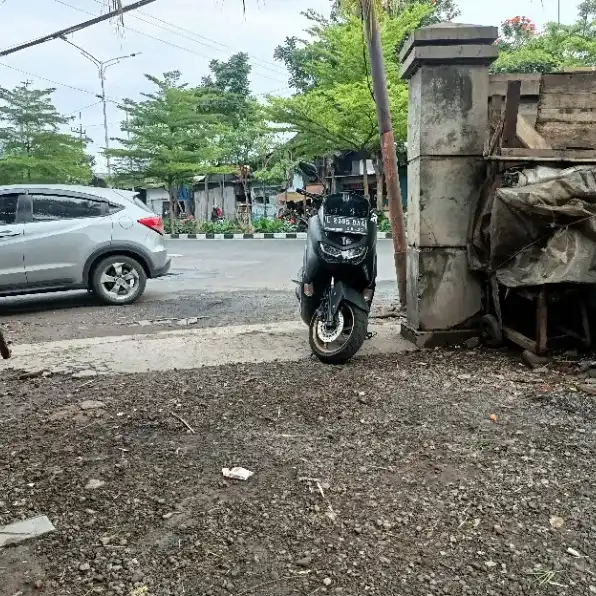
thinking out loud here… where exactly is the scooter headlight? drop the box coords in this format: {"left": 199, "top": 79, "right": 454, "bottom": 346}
{"left": 320, "top": 243, "right": 342, "bottom": 259}
{"left": 341, "top": 246, "right": 367, "bottom": 261}
{"left": 319, "top": 243, "right": 367, "bottom": 262}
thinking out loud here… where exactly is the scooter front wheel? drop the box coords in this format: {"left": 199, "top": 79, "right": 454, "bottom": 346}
{"left": 309, "top": 302, "right": 368, "bottom": 365}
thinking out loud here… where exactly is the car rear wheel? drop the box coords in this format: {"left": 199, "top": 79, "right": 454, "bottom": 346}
{"left": 91, "top": 255, "right": 147, "bottom": 305}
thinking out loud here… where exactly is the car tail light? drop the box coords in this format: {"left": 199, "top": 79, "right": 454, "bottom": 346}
{"left": 138, "top": 216, "right": 164, "bottom": 235}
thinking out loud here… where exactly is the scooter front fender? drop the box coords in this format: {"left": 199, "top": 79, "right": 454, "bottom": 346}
{"left": 328, "top": 281, "right": 370, "bottom": 317}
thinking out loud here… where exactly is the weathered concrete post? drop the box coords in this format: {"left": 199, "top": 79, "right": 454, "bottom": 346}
{"left": 399, "top": 23, "right": 498, "bottom": 347}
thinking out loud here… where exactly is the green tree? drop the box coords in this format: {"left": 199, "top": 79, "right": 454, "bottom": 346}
{"left": 200, "top": 52, "right": 251, "bottom": 97}
{"left": 197, "top": 52, "right": 253, "bottom": 123}
{"left": 492, "top": 3, "right": 596, "bottom": 74}
{"left": 108, "top": 71, "right": 221, "bottom": 231}
{"left": 0, "top": 82, "right": 92, "bottom": 184}
{"left": 198, "top": 53, "right": 288, "bottom": 223}
{"left": 253, "top": 149, "right": 297, "bottom": 187}
{"left": 268, "top": 2, "right": 434, "bottom": 203}
{"left": 212, "top": 100, "right": 283, "bottom": 221}
{"left": 332, "top": 0, "right": 458, "bottom": 21}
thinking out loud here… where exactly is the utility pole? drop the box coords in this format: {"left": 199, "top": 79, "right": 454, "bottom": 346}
{"left": 71, "top": 112, "right": 87, "bottom": 142}
{"left": 360, "top": 0, "right": 407, "bottom": 308}
{"left": 61, "top": 38, "right": 139, "bottom": 177}
{"left": 125, "top": 112, "right": 135, "bottom": 191}
{"left": 558, "top": 0, "right": 561, "bottom": 24}
{"left": 0, "top": 0, "right": 156, "bottom": 58}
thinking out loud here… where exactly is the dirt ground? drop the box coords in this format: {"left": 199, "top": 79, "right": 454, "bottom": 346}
{"left": 1, "top": 348, "right": 595, "bottom": 596}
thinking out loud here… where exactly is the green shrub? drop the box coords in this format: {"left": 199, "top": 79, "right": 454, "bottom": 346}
{"left": 164, "top": 218, "right": 198, "bottom": 234}
{"left": 198, "top": 220, "right": 244, "bottom": 234}
{"left": 253, "top": 217, "right": 297, "bottom": 233}
{"left": 377, "top": 212, "right": 391, "bottom": 233}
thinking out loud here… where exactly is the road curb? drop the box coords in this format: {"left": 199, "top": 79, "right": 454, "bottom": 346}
{"left": 167, "top": 232, "right": 393, "bottom": 240}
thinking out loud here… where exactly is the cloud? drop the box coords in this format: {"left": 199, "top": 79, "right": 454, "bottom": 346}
{"left": 0, "top": 0, "right": 330, "bottom": 166}
{"left": 0, "top": 0, "right": 577, "bottom": 168}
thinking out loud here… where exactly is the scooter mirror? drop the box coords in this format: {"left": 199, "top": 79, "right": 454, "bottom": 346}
{"left": 298, "top": 162, "right": 319, "bottom": 180}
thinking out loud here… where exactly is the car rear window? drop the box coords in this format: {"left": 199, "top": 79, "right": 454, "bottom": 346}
{"left": 108, "top": 202, "right": 124, "bottom": 214}
{"left": 31, "top": 194, "right": 104, "bottom": 221}
{"left": 0, "top": 194, "right": 17, "bottom": 224}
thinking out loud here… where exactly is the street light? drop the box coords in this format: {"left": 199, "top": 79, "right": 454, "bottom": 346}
{"left": 60, "top": 36, "right": 140, "bottom": 175}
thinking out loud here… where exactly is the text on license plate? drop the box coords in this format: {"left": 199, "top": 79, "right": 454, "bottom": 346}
{"left": 324, "top": 216, "right": 367, "bottom": 231}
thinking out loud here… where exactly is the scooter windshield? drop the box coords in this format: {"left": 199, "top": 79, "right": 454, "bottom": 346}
{"left": 323, "top": 193, "right": 370, "bottom": 218}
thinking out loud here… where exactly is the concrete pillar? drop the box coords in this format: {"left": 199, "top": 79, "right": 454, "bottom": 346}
{"left": 399, "top": 23, "right": 498, "bottom": 347}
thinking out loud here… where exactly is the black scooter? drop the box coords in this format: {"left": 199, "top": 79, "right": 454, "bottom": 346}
{"left": 294, "top": 183, "right": 377, "bottom": 364}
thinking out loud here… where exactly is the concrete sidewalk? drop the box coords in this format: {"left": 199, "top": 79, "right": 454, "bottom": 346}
{"left": 5, "top": 320, "right": 414, "bottom": 375}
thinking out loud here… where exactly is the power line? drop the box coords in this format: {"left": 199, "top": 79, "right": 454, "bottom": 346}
{"left": 65, "top": 100, "right": 104, "bottom": 116}
{"left": 88, "top": 0, "right": 287, "bottom": 75}
{"left": 52, "top": 0, "right": 289, "bottom": 85}
{"left": 0, "top": 0, "right": 157, "bottom": 57}
{"left": 0, "top": 61, "right": 114, "bottom": 97}
{"left": 0, "top": 60, "right": 288, "bottom": 103}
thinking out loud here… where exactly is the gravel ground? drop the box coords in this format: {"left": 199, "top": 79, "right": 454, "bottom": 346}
{"left": 1, "top": 349, "right": 595, "bottom": 596}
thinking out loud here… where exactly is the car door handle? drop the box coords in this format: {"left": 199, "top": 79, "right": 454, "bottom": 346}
{"left": 0, "top": 231, "right": 21, "bottom": 238}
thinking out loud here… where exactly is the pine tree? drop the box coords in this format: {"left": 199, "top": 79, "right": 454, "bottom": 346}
{"left": 0, "top": 82, "right": 93, "bottom": 185}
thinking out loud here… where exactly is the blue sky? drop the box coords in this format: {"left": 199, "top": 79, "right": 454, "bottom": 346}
{"left": 0, "top": 0, "right": 574, "bottom": 170}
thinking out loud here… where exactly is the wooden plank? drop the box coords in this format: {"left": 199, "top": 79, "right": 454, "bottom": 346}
{"left": 489, "top": 94, "right": 503, "bottom": 125}
{"left": 500, "top": 148, "right": 596, "bottom": 159}
{"left": 539, "top": 93, "right": 596, "bottom": 110}
{"left": 484, "top": 95, "right": 504, "bottom": 156}
{"left": 536, "top": 72, "right": 596, "bottom": 149}
{"left": 536, "top": 121, "right": 596, "bottom": 149}
{"left": 485, "top": 117, "right": 503, "bottom": 156}
{"left": 503, "top": 326, "right": 537, "bottom": 353}
{"left": 502, "top": 80, "right": 521, "bottom": 148}
{"left": 580, "top": 299, "right": 592, "bottom": 348}
{"left": 561, "top": 66, "right": 596, "bottom": 72}
{"left": 535, "top": 287, "right": 548, "bottom": 355}
{"left": 488, "top": 74, "right": 541, "bottom": 97}
{"left": 487, "top": 155, "right": 596, "bottom": 163}
{"left": 540, "top": 72, "right": 596, "bottom": 93}
{"left": 516, "top": 114, "right": 551, "bottom": 149}
{"left": 537, "top": 108, "right": 596, "bottom": 123}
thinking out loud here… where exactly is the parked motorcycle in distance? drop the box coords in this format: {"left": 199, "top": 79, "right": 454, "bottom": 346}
{"left": 211, "top": 205, "right": 224, "bottom": 222}
{"left": 293, "top": 164, "right": 377, "bottom": 364}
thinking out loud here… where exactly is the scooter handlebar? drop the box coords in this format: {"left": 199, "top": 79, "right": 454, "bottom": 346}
{"left": 296, "top": 188, "right": 323, "bottom": 200}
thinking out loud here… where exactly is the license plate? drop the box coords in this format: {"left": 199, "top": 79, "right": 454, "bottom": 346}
{"left": 323, "top": 215, "right": 367, "bottom": 233}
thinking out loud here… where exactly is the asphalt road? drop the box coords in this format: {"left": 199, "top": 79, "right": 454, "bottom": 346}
{"left": 0, "top": 239, "right": 398, "bottom": 344}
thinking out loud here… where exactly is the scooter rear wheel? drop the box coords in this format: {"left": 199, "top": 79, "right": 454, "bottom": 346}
{"left": 309, "top": 302, "right": 368, "bottom": 365}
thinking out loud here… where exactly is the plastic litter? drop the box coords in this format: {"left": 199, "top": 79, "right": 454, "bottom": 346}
{"left": 222, "top": 467, "right": 254, "bottom": 481}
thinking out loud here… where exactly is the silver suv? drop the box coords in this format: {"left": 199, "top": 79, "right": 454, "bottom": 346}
{"left": 0, "top": 184, "right": 170, "bottom": 305}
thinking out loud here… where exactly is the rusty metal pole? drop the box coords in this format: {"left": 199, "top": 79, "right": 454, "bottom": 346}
{"left": 361, "top": 0, "right": 407, "bottom": 308}
{"left": 0, "top": 328, "right": 11, "bottom": 359}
